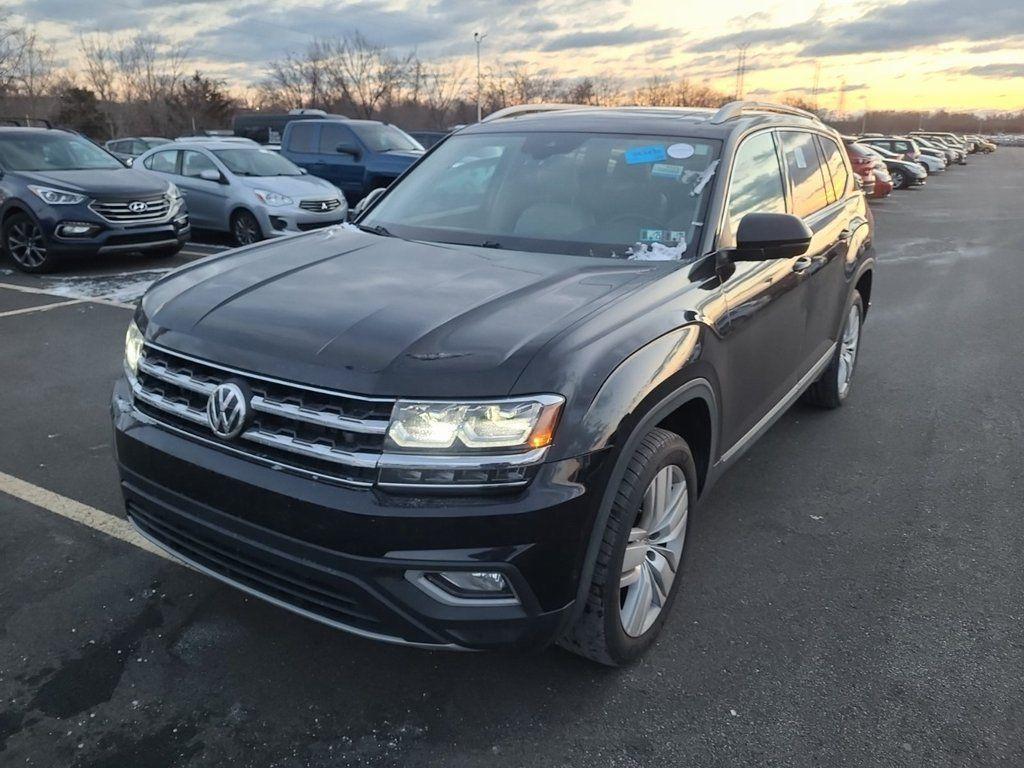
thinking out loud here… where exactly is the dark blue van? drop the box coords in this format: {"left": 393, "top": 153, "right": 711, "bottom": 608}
{"left": 280, "top": 119, "right": 425, "bottom": 204}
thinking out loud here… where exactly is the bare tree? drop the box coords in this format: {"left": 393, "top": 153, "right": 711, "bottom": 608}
{"left": 17, "top": 31, "right": 56, "bottom": 114}
{"left": 327, "top": 33, "right": 413, "bottom": 118}
{"left": 421, "top": 63, "right": 467, "bottom": 128}
{"left": 0, "top": 13, "right": 29, "bottom": 96}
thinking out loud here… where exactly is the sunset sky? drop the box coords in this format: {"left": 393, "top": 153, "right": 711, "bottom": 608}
{"left": 13, "top": 0, "right": 1024, "bottom": 111}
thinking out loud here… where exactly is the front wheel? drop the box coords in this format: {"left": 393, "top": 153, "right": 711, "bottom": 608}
{"left": 231, "top": 210, "right": 263, "bottom": 246}
{"left": 890, "top": 169, "right": 907, "bottom": 189}
{"left": 4, "top": 212, "right": 58, "bottom": 273}
{"left": 560, "top": 428, "right": 697, "bottom": 666}
{"left": 802, "top": 290, "right": 864, "bottom": 409}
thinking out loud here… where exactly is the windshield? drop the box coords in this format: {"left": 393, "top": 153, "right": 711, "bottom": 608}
{"left": 0, "top": 133, "right": 123, "bottom": 171}
{"left": 362, "top": 131, "right": 722, "bottom": 260}
{"left": 213, "top": 148, "right": 303, "bottom": 176}
{"left": 350, "top": 123, "right": 424, "bottom": 153}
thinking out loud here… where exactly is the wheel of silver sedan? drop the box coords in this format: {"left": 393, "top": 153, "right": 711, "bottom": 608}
{"left": 7, "top": 219, "right": 47, "bottom": 269}
{"left": 619, "top": 464, "right": 689, "bottom": 637}
{"left": 232, "top": 211, "right": 262, "bottom": 246}
{"left": 837, "top": 303, "right": 861, "bottom": 398}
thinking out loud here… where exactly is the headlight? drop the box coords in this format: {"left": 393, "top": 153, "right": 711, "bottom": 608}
{"left": 124, "top": 320, "right": 144, "bottom": 377}
{"left": 166, "top": 182, "right": 182, "bottom": 199}
{"left": 386, "top": 395, "right": 563, "bottom": 452}
{"left": 28, "top": 185, "right": 86, "bottom": 205}
{"left": 253, "top": 189, "right": 294, "bottom": 207}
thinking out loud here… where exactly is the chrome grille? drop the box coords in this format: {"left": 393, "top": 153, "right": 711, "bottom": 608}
{"left": 299, "top": 198, "right": 342, "bottom": 213}
{"left": 132, "top": 344, "right": 393, "bottom": 487}
{"left": 91, "top": 194, "right": 172, "bottom": 223}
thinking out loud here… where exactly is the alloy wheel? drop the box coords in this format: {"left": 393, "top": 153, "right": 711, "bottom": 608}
{"left": 233, "top": 214, "right": 260, "bottom": 245}
{"left": 619, "top": 464, "right": 689, "bottom": 637}
{"left": 837, "top": 303, "right": 861, "bottom": 398}
{"left": 7, "top": 219, "right": 47, "bottom": 268}
{"left": 892, "top": 170, "right": 906, "bottom": 188}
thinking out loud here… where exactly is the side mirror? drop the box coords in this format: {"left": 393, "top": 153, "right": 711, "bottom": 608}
{"left": 734, "top": 212, "right": 812, "bottom": 261}
{"left": 336, "top": 143, "right": 361, "bottom": 160}
{"left": 123, "top": 157, "right": 134, "bottom": 168}
{"left": 298, "top": 168, "right": 308, "bottom": 175}
{"left": 199, "top": 169, "right": 223, "bottom": 183}
{"left": 348, "top": 187, "right": 385, "bottom": 221}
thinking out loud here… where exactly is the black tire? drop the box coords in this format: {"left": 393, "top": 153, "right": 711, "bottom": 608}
{"left": 802, "top": 290, "right": 864, "bottom": 409}
{"left": 231, "top": 210, "right": 263, "bottom": 246}
{"left": 3, "top": 212, "right": 59, "bottom": 273}
{"left": 890, "top": 169, "right": 907, "bottom": 189}
{"left": 559, "top": 427, "right": 697, "bottom": 666}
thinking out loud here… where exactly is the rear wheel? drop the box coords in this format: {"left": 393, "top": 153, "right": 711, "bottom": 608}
{"left": 4, "top": 212, "right": 58, "bottom": 273}
{"left": 802, "top": 291, "right": 864, "bottom": 409}
{"left": 890, "top": 169, "right": 907, "bottom": 189}
{"left": 231, "top": 210, "right": 263, "bottom": 246}
{"left": 560, "top": 428, "right": 696, "bottom": 666}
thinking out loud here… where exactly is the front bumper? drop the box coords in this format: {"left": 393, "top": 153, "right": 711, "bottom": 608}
{"left": 112, "top": 378, "right": 608, "bottom": 650}
{"left": 47, "top": 214, "right": 190, "bottom": 256}
{"left": 258, "top": 206, "right": 347, "bottom": 237}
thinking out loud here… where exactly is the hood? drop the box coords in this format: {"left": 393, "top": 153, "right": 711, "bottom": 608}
{"left": 236, "top": 174, "right": 344, "bottom": 201}
{"left": 17, "top": 168, "right": 169, "bottom": 197}
{"left": 142, "top": 229, "right": 663, "bottom": 397}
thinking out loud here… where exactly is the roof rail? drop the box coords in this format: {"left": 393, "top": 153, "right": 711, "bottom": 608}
{"left": 0, "top": 116, "right": 52, "bottom": 128}
{"left": 709, "top": 101, "right": 820, "bottom": 125}
{"left": 481, "top": 103, "right": 592, "bottom": 123}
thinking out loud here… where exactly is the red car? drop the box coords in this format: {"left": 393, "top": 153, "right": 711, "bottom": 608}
{"left": 844, "top": 141, "right": 891, "bottom": 199}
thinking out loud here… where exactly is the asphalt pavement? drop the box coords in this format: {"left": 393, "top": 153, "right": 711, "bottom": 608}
{"left": 1, "top": 154, "right": 1022, "bottom": 767}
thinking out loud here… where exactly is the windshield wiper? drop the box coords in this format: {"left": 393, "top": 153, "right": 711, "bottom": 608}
{"left": 355, "top": 223, "right": 393, "bottom": 237}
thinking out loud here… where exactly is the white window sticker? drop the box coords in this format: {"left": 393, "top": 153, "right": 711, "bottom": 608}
{"left": 667, "top": 143, "right": 695, "bottom": 159}
{"left": 794, "top": 146, "right": 808, "bottom": 169}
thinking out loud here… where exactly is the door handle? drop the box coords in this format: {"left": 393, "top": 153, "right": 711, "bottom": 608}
{"left": 792, "top": 256, "right": 814, "bottom": 273}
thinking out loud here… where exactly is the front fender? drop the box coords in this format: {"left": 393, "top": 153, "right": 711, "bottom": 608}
{"left": 564, "top": 325, "right": 720, "bottom": 624}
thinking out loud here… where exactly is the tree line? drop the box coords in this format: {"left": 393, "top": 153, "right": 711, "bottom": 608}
{"left": 0, "top": 14, "right": 1021, "bottom": 141}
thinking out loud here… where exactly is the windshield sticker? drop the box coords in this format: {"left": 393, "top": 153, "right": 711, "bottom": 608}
{"left": 651, "top": 163, "right": 684, "bottom": 180}
{"left": 666, "top": 143, "right": 695, "bottom": 160}
{"left": 625, "top": 145, "right": 667, "bottom": 165}
{"left": 690, "top": 159, "right": 720, "bottom": 197}
{"left": 638, "top": 228, "right": 688, "bottom": 243}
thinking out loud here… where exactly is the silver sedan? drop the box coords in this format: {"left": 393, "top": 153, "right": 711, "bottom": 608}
{"left": 135, "top": 140, "right": 348, "bottom": 245}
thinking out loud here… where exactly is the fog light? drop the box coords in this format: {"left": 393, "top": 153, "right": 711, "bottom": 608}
{"left": 409, "top": 569, "right": 518, "bottom": 604}
{"left": 436, "top": 571, "right": 508, "bottom": 593}
{"left": 58, "top": 221, "right": 97, "bottom": 237}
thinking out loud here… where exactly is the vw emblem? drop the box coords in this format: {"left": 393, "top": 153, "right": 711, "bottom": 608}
{"left": 128, "top": 201, "right": 149, "bottom": 213}
{"left": 206, "top": 382, "right": 248, "bottom": 440}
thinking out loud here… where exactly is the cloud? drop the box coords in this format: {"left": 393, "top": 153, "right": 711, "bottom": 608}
{"left": 961, "top": 62, "right": 1024, "bottom": 79}
{"left": 690, "top": 0, "right": 1024, "bottom": 58}
{"left": 540, "top": 25, "right": 676, "bottom": 52}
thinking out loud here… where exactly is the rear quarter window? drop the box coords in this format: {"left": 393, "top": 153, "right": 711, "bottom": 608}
{"left": 287, "top": 123, "right": 319, "bottom": 153}
{"left": 779, "top": 131, "right": 830, "bottom": 218}
{"left": 818, "top": 136, "right": 850, "bottom": 200}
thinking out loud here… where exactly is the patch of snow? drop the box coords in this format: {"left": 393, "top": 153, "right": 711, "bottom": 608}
{"left": 40, "top": 269, "right": 173, "bottom": 303}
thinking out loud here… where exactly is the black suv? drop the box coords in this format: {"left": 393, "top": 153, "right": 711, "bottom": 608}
{"left": 113, "top": 101, "right": 875, "bottom": 665}
{"left": 0, "top": 127, "right": 190, "bottom": 272}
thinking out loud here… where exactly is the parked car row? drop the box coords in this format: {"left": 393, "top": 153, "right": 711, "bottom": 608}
{"left": 839, "top": 129, "right": 993, "bottom": 201}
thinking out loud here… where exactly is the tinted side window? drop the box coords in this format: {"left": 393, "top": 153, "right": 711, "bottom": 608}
{"left": 780, "top": 131, "right": 829, "bottom": 218}
{"left": 182, "top": 151, "right": 218, "bottom": 178}
{"left": 287, "top": 123, "right": 319, "bottom": 153}
{"left": 108, "top": 141, "right": 127, "bottom": 152}
{"left": 144, "top": 150, "right": 178, "bottom": 174}
{"left": 819, "top": 136, "right": 849, "bottom": 200}
{"left": 726, "top": 132, "right": 786, "bottom": 240}
{"left": 319, "top": 123, "right": 356, "bottom": 154}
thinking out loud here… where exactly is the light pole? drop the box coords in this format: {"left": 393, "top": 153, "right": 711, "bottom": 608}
{"left": 474, "top": 32, "right": 487, "bottom": 122}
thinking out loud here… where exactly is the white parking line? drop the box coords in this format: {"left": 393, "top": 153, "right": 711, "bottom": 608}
{"left": 0, "top": 470, "right": 173, "bottom": 561}
{"left": 0, "top": 298, "right": 83, "bottom": 318}
{"left": 0, "top": 281, "right": 134, "bottom": 309}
